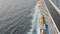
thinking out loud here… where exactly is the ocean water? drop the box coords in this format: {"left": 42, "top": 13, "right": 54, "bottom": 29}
{"left": 52, "top": 0, "right": 60, "bottom": 9}
{"left": 0, "top": 0, "right": 37, "bottom": 34}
